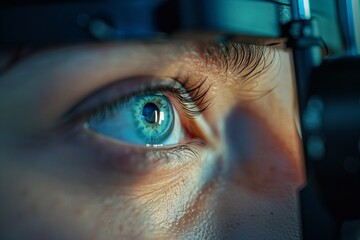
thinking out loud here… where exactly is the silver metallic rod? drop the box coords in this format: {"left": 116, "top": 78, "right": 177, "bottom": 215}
{"left": 342, "top": 0, "right": 360, "bottom": 54}
{"left": 291, "top": 0, "right": 311, "bottom": 20}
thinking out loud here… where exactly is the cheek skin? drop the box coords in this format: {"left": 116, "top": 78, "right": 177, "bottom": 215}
{"left": 0, "top": 136, "right": 220, "bottom": 239}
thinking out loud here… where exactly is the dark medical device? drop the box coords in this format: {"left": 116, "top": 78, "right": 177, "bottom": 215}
{"left": 1, "top": 0, "right": 359, "bottom": 239}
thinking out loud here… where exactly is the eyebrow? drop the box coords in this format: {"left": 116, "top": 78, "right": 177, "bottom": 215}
{"left": 195, "top": 41, "right": 278, "bottom": 82}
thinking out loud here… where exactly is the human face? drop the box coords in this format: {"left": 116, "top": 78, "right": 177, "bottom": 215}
{"left": 0, "top": 41, "right": 304, "bottom": 239}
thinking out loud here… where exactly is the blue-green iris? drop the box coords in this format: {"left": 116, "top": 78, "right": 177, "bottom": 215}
{"left": 86, "top": 93, "right": 175, "bottom": 145}
{"left": 133, "top": 94, "right": 174, "bottom": 143}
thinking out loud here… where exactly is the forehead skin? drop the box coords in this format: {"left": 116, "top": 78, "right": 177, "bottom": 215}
{"left": 0, "top": 41, "right": 303, "bottom": 239}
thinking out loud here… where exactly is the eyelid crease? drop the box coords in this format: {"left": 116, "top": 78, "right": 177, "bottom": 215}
{"left": 58, "top": 76, "right": 213, "bottom": 127}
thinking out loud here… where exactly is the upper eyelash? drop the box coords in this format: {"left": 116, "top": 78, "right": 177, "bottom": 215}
{"left": 199, "top": 42, "right": 276, "bottom": 81}
{"left": 169, "top": 77, "right": 213, "bottom": 118}
{"left": 87, "top": 77, "right": 213, "bottom": 121}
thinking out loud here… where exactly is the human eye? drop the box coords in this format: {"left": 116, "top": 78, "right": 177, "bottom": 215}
{"left": 87, "top": 93, "right": 181, "bottom": 146}
{"left": 62, "top": 76, "right": 211, "bottom": 149}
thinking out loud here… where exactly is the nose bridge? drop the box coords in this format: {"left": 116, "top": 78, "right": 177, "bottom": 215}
{"left": 223, "top": 106, "right": 260, "bottom": 168}
{"left": 220, "top": 104, "right": 273, "bottom": 181}
{"left": 219, "top": 102, "right": 303, "bottom": 197}
{"left": 211, "top": 105, "right": 303, "bottom": 239}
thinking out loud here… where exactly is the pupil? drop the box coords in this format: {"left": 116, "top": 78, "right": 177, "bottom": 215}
{"left": 142, "top": 102, "right": 160, "bottom": 124}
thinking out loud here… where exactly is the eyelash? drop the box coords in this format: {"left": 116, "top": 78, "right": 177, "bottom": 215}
{"left": 87, "top": 77, "right": 212, "bottom": 122}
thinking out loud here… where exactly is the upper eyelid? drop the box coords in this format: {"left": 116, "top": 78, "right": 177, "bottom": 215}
{"left": 59, "top": 76, "right": 212, "bottom": 125}
{"left": 59, "top": 77, "right": 173, "bottom": 123}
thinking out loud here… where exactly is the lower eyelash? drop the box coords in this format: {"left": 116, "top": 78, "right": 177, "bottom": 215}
{"left": 156, "top": 141, "right": 203, "bottom": 162}
{"left": 80, "top": 128, "right": 206, "bottom": 174}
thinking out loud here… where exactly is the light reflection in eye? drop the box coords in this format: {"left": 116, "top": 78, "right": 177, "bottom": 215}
{"left": 85, "top": 93, "right": 185, "bottom": 146}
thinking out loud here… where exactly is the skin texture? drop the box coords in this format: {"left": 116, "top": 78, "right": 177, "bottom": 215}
{"left": 0, "top": 41, "right": 304, "bottom": 239}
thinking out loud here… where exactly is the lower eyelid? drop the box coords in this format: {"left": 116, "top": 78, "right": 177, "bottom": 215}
{"left": 77, "top": 127, "right": 206, "bottom": 176}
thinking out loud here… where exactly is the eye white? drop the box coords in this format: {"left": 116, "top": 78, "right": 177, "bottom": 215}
{"left": 85, "top": 94, "right": 184, "bottom": 146}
